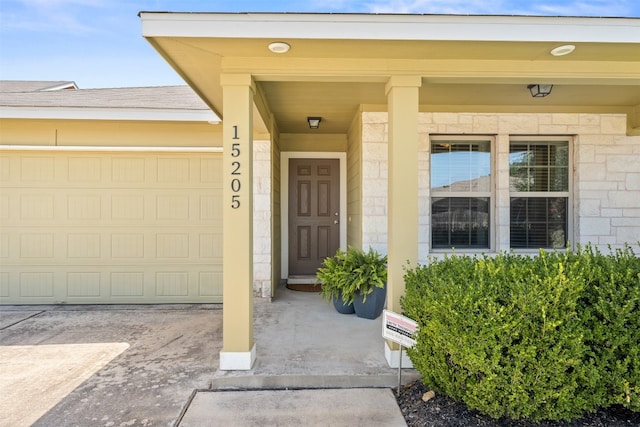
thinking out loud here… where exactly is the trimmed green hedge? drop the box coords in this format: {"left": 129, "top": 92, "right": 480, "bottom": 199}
{"left": 401, "top": 245, "right": 639, "bottom": 422}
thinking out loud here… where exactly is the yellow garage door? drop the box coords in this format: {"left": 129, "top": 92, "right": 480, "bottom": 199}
{"left": 0, "top": 150, "right": 223, "bottom": 304}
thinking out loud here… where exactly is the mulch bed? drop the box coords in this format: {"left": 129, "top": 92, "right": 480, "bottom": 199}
{"left": 396, "top": 381, "right": 640, "bottom": 427}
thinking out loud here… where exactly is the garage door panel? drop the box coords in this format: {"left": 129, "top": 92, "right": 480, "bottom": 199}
{"left": 2, "top": 228, "right": 222, "bottom": 265}
{"left": 0, "top": 233, "right": 8, "bottom": 258}
{"left": 67, "top": 272, "right": 102, "bottom": 298}
{"left": 0, "top": 151, "right": 223, "bottom": 304}
{"left": 0, "top": 272, "right": 9, "bottom": 298}
{"left": 3, "top": 155, "right": 222, "bottom": 188}
{"left": 110, "top": 272, "right": 145, "bottom": 298}
{"left": 67, "top": 233, "right": 102, "bottom": 258}
{"left": 3, "top": 192, "right": 220, "bottom": 227}
{"left": 199, "top": 269, "right": 223, "bottom": 296}
{"left": 19, "top": 272, "right": 55, "bottom": 298}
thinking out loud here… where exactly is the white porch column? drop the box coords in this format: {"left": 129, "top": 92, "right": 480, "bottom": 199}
{"left": 219, "top": 74, "right": 256, "bottom": 370}
{"left": 385, "top": 76, "right": 421, "bottom": 367}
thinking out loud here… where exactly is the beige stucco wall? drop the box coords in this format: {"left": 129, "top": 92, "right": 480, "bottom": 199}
{"left": 361, "top": 111, "right": 640, "bottom": 259}
{"left": 270, "top": 131, "right": 282, "bottom": 297}
{"left": 0, "top": 119, "right": 222, "bottom": 147}
{"left": 279, "top": 134, "right": 347, "bottom": 152}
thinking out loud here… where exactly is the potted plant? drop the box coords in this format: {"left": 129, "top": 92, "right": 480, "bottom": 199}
{"left": 317, "top": 248, "right": 355, "bottom": 314}
{"left": 317, "top": 246, "right": 387, "bottom": 319}
{"left": 349, "top": 247, "right": 387, "bottom": 319}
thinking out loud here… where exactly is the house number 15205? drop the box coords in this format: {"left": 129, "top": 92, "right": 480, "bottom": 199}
{"left": 230, "top": 125, "right": 241, "bottom": 209}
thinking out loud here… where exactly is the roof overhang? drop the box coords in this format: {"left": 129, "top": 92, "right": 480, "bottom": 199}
{"left": 0, "top": 106, "right": 219, "bottom": 122}
{"left": 140, "top": 12, "right": 640, "bottom": 134}
{"left": 141, "top": 13, "right": 640, "bottom": 43}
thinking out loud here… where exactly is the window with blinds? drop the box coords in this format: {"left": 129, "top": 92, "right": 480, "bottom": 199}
{"left": 431, "top": 138, "right": 492, "bottom": 249}
{"left": 509, "top": 139, "right": 569, "bottom": 249}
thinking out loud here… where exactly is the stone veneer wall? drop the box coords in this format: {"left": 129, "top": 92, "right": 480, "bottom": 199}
{"left": 253, "top": 139, "right": 272, "bottom": 297}
{"left": 361, "top": 112, "right": 390, "bottom": 255}
{"left": 361, "top": 112, "right": 640, "bottom": 260}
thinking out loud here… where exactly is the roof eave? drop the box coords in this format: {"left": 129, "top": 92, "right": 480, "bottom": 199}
{"left": 0, "top": 106, "right": 220, "bottom": 123}
{"left": 140, "top": 12, "right": 640, "bottom": 43}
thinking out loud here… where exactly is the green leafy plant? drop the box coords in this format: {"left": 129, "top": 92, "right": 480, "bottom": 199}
{"left": 317, "top": 246, "right": 387, "bottom": 305}
{"left": 575, "top": 244, "right": 640, "bottom": 411}
{"left": 401, "top": 244, "right": 639, "bottom": 422}
{"left": 317, "top": 247, "right": 351, "bottom": 304}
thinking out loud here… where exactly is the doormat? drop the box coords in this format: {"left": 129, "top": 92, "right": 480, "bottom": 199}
{"left": 286, "top": 283, "right": 322, "bottom": 292}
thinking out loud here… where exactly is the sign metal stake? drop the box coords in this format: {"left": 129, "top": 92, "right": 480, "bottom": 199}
{"left": 381, "top": 310, "right": 418, "bottom": 398}
{"left": 397, "top": 345, "right": 403, "bottom": 396}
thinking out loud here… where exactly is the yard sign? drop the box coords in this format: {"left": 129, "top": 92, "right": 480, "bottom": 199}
{"left": 382, "top": 309, "right": 418, "bottom": 348}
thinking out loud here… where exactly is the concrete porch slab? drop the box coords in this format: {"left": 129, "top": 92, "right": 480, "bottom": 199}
{"left": 179, "top": 388, "right": 407, "bottom": 427}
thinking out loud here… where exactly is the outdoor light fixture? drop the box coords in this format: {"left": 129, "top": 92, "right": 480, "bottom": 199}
{"left": 268, "top": 42, "right": 290, "bottom": 53}
{"left": 528, "top": 84, "right": 553, "bottom": 98}
{"left": 550, "top": 44, "right": 575, "bottom": 57}
{"left": 307, "top": 117, "right": 322, "bottom": 129}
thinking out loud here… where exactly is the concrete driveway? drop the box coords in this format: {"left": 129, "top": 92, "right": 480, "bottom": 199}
{"left": 0, "top": 305, "right": 221, "bottom": 427}
{"left": 1, "top": 288, "right": 417, "bottom": 426}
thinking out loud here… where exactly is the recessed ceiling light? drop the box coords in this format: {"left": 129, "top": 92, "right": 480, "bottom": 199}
{"left": 550, "top": 45, "right": 576, "bottom": 57}
{"left": 268, "top": 42, "right": 290, "bottom": 54}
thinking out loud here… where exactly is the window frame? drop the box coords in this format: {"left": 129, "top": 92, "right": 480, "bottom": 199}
{"left": 429, "top": 135, "right": 495, "bottom": 252}
{"left": 508, "top": 136, "right": 573, "bottom": 251}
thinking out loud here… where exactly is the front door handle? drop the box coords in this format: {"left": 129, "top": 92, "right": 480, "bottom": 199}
{"left": 334, "top": 220, "right": 339, "bottom": 224}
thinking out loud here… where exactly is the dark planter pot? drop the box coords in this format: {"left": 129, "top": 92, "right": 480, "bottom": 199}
{"left": 353, "top": 284, "right": 386, "bottom": 319}
{"left": 332, "top": 294, "right": 355, "bottom": 314}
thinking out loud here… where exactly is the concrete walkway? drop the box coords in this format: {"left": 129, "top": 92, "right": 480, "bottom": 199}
{"left": 0, "top": 285, "right": 418, "bottom": 426}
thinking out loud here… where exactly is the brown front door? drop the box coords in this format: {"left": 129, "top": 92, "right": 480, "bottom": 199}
{"left": 288, "top": 158, "right": 340, "bottom": 276}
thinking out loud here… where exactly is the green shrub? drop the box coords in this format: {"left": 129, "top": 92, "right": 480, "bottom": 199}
{"left": 401, "top": 245, "right": 639, "bottom": 422}
{"left": 575, "top": 245, "right": 640, "bottom": 411}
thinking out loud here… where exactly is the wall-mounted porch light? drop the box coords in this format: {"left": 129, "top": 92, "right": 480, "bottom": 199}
{"left": 307, "top": 117, "right": 322, "bottom": 129}
{"left": 527, "top": 84, "right": 553, "bottom": 98}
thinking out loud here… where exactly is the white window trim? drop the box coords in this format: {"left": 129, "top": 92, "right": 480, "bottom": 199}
{"left": 429, "top": 135, "right": 495, "bottom": 252}
{"left": 508, "top": 136, "right": 574, "bottom": 251}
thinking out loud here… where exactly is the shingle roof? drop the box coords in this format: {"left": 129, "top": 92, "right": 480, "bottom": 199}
{"left": 0, "top": 81, "right": 217, "bottom": 122}
{"left": 0, "top": 80, "right": 78, "bottom": 93}
{"left": 0, "top": 84, "right": 210, "bottom": 111}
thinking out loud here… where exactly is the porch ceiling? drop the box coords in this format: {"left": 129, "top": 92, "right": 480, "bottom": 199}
{"left": 141, "top": 13, "right": 640, "bottom": 134}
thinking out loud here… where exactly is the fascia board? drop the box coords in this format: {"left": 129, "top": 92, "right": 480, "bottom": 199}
{"left": 0, "top": 106, "right": 220, "bottom": 123}
{"left": 140, "top": 13, "right": 640, "bottom": 44}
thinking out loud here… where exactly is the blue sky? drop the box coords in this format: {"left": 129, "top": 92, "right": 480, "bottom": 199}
{"left": 1, "top": 0, "right": 639, "bottom": 89}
